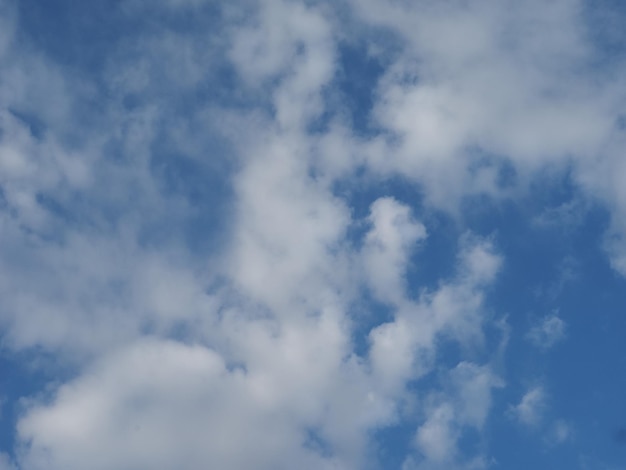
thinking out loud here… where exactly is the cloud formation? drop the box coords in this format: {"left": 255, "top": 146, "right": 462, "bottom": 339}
{"left": 1, "top": 0, "right": 626, "bottom": 468}
{"left": 511, "top": 386, "right": 546, "bottom": 427}
{"left": 527, "top": 313, "right": 567, "bottom": 350}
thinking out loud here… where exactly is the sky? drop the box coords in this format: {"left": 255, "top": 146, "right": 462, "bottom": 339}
{"left": 1, "top": 0, "right": 626, "bottom": 469}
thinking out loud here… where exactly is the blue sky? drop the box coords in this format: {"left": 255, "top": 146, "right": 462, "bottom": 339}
{"left": 1, "top": 0, "right": 626, "bottom": 469}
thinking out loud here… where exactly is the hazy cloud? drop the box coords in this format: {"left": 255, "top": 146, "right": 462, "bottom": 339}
{"left": 511, "top": 386, "right": 546, "bottom": 427}
{"left": 527, "top": 313, "right": 567, "bottom": 350}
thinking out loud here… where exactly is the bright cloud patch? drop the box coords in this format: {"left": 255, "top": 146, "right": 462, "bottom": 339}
{"left": 1, "top": 0, "right": 626, "bottom": 469}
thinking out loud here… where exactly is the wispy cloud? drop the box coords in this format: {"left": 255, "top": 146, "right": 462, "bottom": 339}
{"left": 511, "top": 386, "right": 547, "bottom": 427}
{"left": 547, "top": 420, "right": 572, "bottom": 446}
{"left": 527, "top": 313, "right": 567, "bottom": 350}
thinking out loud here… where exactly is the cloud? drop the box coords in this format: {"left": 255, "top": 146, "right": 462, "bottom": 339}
{"left": 2, "top": 0, "right": 626, "bottom": 468}
{"left": 449, "top": 362, "right": 504, "bottom": 430}
{"left": 527, "top": 313, "right": 567, "bottom": 350}
{"left": 416, "top": 403, "right": 457, "bottom": 463}
{"left": 0, "top": 454, "right": 15, "bottom": 470}
{"left": 406, "top": 362, "right": 502, "bottom": 468}
{"left": 349, "top": 0, "right": 626, "bottom": 274}
{"left": 510, "top": 389, "right": 571, "bottom": 446}
{"left": 18, "top": 338, "right": 343, "bottom": 470}
{"left": 362, "top": 197, "right": 427, "bottom": 304}
{"left": 547, "top": 420, "right": 572, "bottom": 446}
{"left": 368, "top": 237, "right": 502, "bottom": 395}
{"left": 511, "top": 386, "right": 546, "bottom": 427}
{"left": 229, "top": 0, "right": 336, "bottom": 130}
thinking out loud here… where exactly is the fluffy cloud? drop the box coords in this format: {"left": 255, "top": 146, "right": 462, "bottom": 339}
{"left": 351, "top": 0, "right": 626, "bottom": 247}
{"left": 362, "top": 197, "right": 427, "bottom": 304}
{"left": 407, "top": 363, "right": 502, "bottom": 468}
{"left": 416, "top": 403, "right": 457, "bottom": 463}
{"left": 368, "top": 236, "right": 501, "bottom": 393}
{"left": 2, "top": 0, "right": 626, "bottom": 468}
{"left": 18, "top": 339, "right": 345, "bottom": 470}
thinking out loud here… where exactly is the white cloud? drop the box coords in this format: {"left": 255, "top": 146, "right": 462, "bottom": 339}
{"left": 17, "top": 338, "right": 345, "bottom": 470}
{"left": 225, "top": 133, "right": 353, "bottom": 316}
{"left": 362, "top": 197, "right": 427, "bottom": 304}
{"left": 229, "top": 0, "right": 336, "bottom": 130}
{"left": 416, "top": 403, "right": 457, "bottom": 463}
{"left": 4, "top": 0, "right": 625, "bottom": 468}
{"left": 511, "top": 386, "right": 546, "bottom": 427}
{"left": 368, "top": 237, "right": 502, "bottom": 394}
{"left": 457, "top": 235, "right": 502, "bottom": 286}
{"left": 449, "top": 362, "right": 503, "bottom": 429}
{"left": 527, "top": 313, "right": 567, "bottom": 350}
{"left": 408, "top": 363, "right": 502, "bottom": 468}
{"left": 349, "top": 0, "right": 626, "bottom": 275}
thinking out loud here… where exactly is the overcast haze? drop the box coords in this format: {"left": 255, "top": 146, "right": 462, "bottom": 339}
{"left": 1, "top": 0, "right": 626, "bottom": 469}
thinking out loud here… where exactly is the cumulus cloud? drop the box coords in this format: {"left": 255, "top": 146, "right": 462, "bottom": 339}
{"left": 362, "top": 197, "right": 427, "bottom": 304}
{"left": 416, "top": 403, "right": 457, "bottom": 463}
{"left": 407, "top": 363, "right": 502, "bottom": 468}
{"left": 15, "top": 234, "right": 503, "bottom": 469}
{"left": 368, "top": 237, "right": 502, "bottom": 396}
{"left": 1, "top": 0, "right": 625, "bottom": 468}
{"left": 17, "top": 339, "right": 347, "bottom": 470}
{"left": 350, "top": 0, "right": 626, "bottom": 262}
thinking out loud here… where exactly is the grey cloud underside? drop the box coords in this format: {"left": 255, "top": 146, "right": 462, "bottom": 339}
{"left": 1, "top": 0, "right": 625, "bottom": 469}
